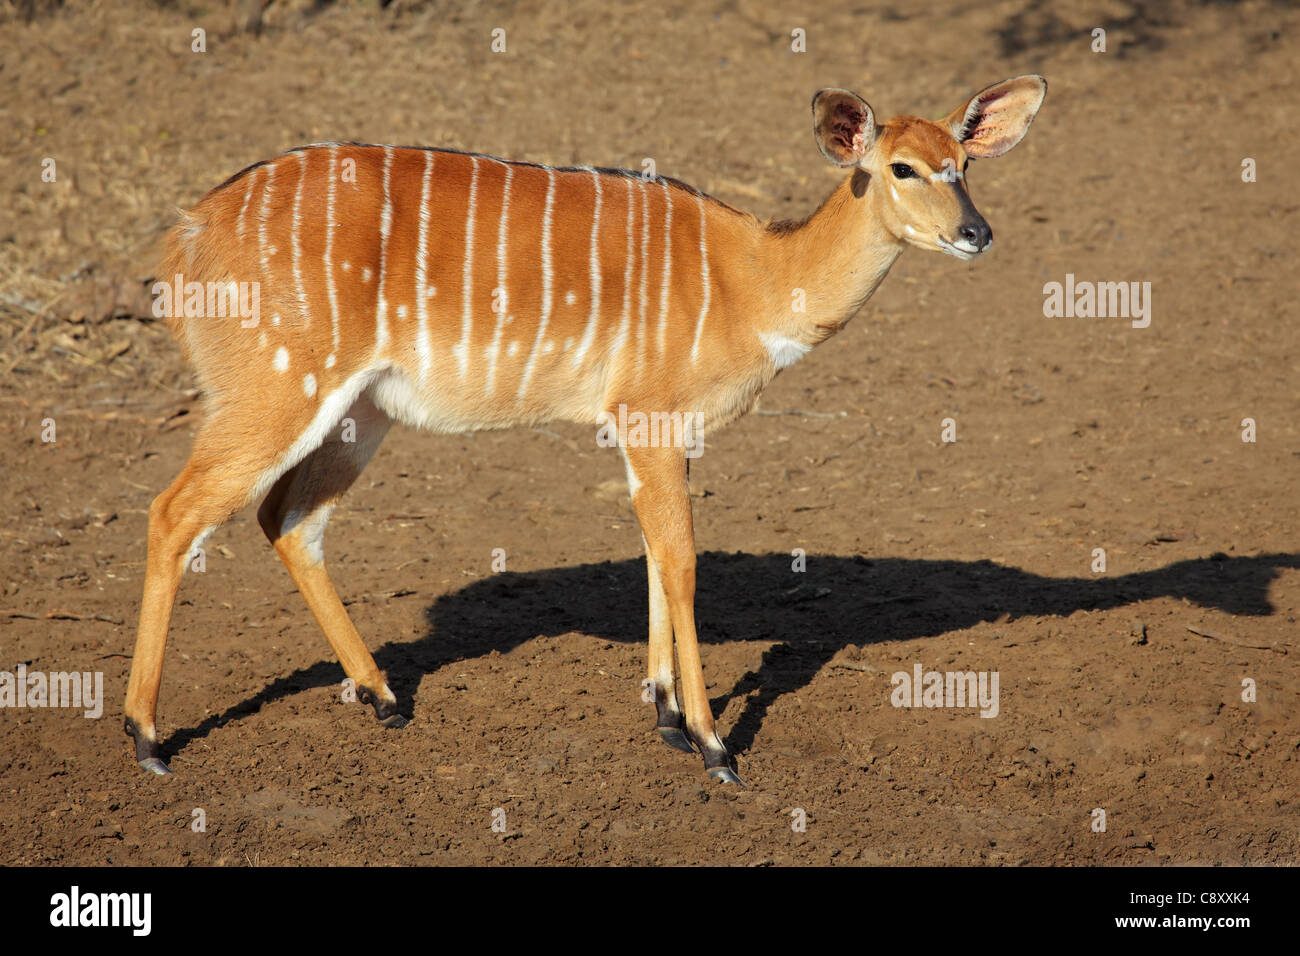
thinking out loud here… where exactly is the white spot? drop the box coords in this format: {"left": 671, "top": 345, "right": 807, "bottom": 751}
{"left": 565, "top": 290, "right": 577, "bottom": 306}
{"left": 273, "top": 347, "right": 290, "bottom": 372}
{"left": 272, "top": 312, "right": 281, "bottom": 326}
{"left": 397, "top": 304, "right": 407, "bottom": 320}
{"left": 325, "top": 353, "right": 336, "bottom": 369}
{"left": 564, "top": 337, "right": 574, "bottom": 351}
{"left": 342, "top": 261, "right": 351, "bottom": 272}
{"left": 507, "top": 341, "right": 519, "bottom": 357}
{"left": 258, "top": 332, "right": 267, "bottom": 349}
{"left": 362, "top": 266, "right": 372, "bottom": 283}
{"left": 425, "top": 286, "right": 436, "bottom": 298}
{"left": 759, "top": 331, "right": 810, "bottom": 370}
{"left": 303, "top": 373, "right": 317, "bottom": 397}
{"left": 543, "top": 341, "right": 555, "bottom": 354}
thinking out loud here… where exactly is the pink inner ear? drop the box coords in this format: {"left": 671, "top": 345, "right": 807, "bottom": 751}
{"left": 835, "top": 104, "right": 865, "bottom": 154}
{"left": 964, "top": 89, "right": 1009, "bottom": 138}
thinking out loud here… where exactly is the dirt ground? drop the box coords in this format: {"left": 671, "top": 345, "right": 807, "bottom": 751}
{"left": 1, "top": 0, "right": 1298, "bottom": 866}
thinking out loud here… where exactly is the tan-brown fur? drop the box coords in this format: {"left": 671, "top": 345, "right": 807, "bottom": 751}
{"left": 125, "top": 77, "right": 1045, "bottom": 778}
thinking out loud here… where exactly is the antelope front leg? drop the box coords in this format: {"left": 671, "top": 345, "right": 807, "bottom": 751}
{"left": 643, "top": 540, "right": 693, "bottom": 753}
{"left": 624, "top": 445, "right": 742, "bottom": 784}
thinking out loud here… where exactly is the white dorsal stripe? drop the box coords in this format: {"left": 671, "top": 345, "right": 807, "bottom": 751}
{"left": 517, "top": 167, "right": 556, "bottom": 400}
{"left": 292, "top": 150, "right": 309, "bottom": 328}
{"left": 486, "top": 159, "right": 514, "bottom": 395}
{"left": 571, "top": 167, "right": 603, "bottom": 369}
{"left": 657, "top": 178, "right": 673, "bottom": 354}
{"left": 415, "top": 150, "right": 434, "bottom": 383}
{"left": 689, "top": 190, "right": 712, "bottom": 363}
{"left": 324, "top": 146, "right": 340, "bottom": 361}
{"left": 374, "top": 147, "right": 393, "bottom": 358}
{"left": 454, "top": 155, "right": 481, "bottom": 379}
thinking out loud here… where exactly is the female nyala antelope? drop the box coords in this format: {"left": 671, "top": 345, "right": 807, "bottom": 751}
{"left": 127, "top": 76, "right": 1046, "bottom": 781}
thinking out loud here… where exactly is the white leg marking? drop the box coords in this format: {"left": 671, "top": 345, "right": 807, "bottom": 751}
{"left": 248, "top": 368, "right": 378, "bottom": 506}
{"left": 454, "top": 155, "right": 481, "bottom": 379}
{"left": 571, "top": 168, "right": 603, "bottom": 369}
{"left": 689, "top": 190, "right": 712, "bottom": 363}
{"left": 517, "top": 167, "right": 556, "bottom": 400}
{"left": 621, "top": 447, "right": 643, "bottom": 498}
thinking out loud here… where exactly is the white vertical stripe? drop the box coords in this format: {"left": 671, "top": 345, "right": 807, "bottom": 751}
{"left": 237, "top": 167, "right": 258, "bottom": 241}
{"left": 324, "top": 147, "right": 340, "bottom": 363}
{"left": 258, "top": 163, "right": 276, "bottom": 277}
{"left": 517, "top": 167, "right": 556, "bottom": 399}
{"left": 609, "top": 176, "right": 635, "bottom": 365}
{"left": 454, "top": 155, "right": 481, "bottom": 379}
{"left": 571, "top": 167, "right": 603, "bottom": 368}
{"left": 637, "top": 178, "right": 651, "bottom": 357}
{"left": 689, "top": 190, "right": 712, "bottom": 363}
{"left": 657, "top": 178, "right": 673, "bottom": 353}
{"left": 375, "top": 147, "right": 393, "bottom": 357}
{"left": 292, "top": 150, "right": 309, "bottom": 328}
{"left": 415, "top": 150, "right": 434, "bottom": 382}
{"left": 486, "top": 160, "right": 514, "bottom": 395}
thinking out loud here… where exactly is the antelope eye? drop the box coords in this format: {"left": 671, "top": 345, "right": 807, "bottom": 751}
{"left": 890, "top": 163, "right": 916, "bottom": 180}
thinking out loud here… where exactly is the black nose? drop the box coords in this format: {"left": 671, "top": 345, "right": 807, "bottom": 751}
{"left": 959, "top": 220, "right": 992, "bottom": 249}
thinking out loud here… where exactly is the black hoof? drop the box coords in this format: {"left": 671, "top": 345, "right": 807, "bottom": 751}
{"left": 125, "top": 717, "right": 171, "bottom": 776}
{"left": 698, "top": 733, "right": 744, "bottom": 785}
{"left": 707, "top": 764, "right": 745, "bottom": 785}
{"left": 358, "top": 685, "right": 407, "bottom": 726}
{"left": 658, "top": 726, "right": 697, "bottom": 754}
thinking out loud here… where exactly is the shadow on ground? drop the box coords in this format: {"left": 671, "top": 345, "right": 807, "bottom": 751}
{"left": 162, "top": 550, "right": 1299, "bottom": 759}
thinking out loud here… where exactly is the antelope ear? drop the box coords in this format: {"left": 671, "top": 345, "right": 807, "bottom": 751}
{"left": 942, "top": 75, "right": 1047, "bottom": 159}
{"left": 812, "top": 89, "right": 875, "bottom": 167}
